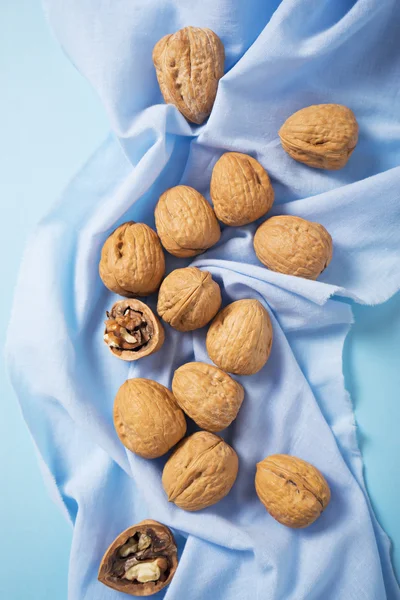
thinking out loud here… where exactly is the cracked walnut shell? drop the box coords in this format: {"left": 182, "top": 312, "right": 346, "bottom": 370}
{"left": 162, "top": 431, "right": 238, "bottom": 511}
{"left": 114, "top": 379, "right": 186, "bottom": 459}
{"left": 155, "top": 186, "right": 220, "bottom": 258}
{"left": 99, "top": 222, "right": 165, "bottom": 297}
{"left": 254, "top": 215, "right": 333, "bottom": 280}
{"left": 157, "top": 267, "right": 221, "bottom": 332}
{"left": 279, "top": 104, "right": 358, "bottom": 170}
{"left": 153, "top": 26, "right": 225, "bottom": 124}
{"left": 206, "top": 299, "right": 273, "bottom": 375}
{"left": 98, "top": 519, "right": 178, "bottom": 596}
{"left": 255, "top": 454, "right": 331, "bottom": 528}
{"left": 210, "top": 152, "right": 274, "bottom": 226}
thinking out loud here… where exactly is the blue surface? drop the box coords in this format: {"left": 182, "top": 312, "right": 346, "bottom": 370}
{"left": 1, "top": 2, "right": 399, "bottom": 599}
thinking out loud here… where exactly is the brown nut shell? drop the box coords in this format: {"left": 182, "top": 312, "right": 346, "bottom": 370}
{"left": 153, "top": 27, "right": 225, "bottom": 125}
{"left": 255, "top": 454, "right": 331, "bottom": 528}
{"left": 155, "top": 186, "right": 221, "bottom": 258}
{"left": 157, "top": 267, "right": 221, "bottom": 332}
{"left": 98, "top": 519, "right": 178, "bottom": 596}
{"left": 162, "top": 431, "right": 238, "bottom": 511}
{"left": 254, "top": 215, "right": 333, "bottom": 280}
{"left": 279, "top": 104, "right": 358, "bottom": 170}
{"left": 104, "top": 299, "right": 164, "bottom": 361}
{"left": 210, "top": 152, "right": 274, "bottom": 226}
{"left": 114, "top": 379, "right": 186, "bottom": 459}
{"left": 206, "top": 299, "right": 273, "bottom": 376}
{"left": 99, "top": 222, "right": 165, "bottom": 297}
{"left": 172, "top": 362, "right": 244, "bottom": 432}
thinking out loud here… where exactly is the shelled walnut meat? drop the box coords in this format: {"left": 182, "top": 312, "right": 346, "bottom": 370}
{"left": 279, "top": 104, "right": 358, "bottom": 170}
{"left": 155, "top": 186, "right": 220, "bottom": 257}
{"left": 98, "top": 520, "right": 178, "bottom": 596}
{"left": 157, "top": 267, "right": 221, "bottom": 331}
{"left": 114, "top": 379, "right": 186, "bottom": 458}
{"left": 206, "top": 299, "right": 273, "bottom": 375}
{"left": 153, "top": 26, "right": 225, "bottom": 125}
{"left": 104, "top": 299, "right": 164, "bottom": 361}
{"left": 255, "top": 454, "right": 331, "bottom": 528}
{"left": 162, "top": 431, "right": 238, "bottom": 511}
{"left": 99, "top": 222, "right": 165, "bottom": 296}
{"left": 210, "top": 152, "right": 274, "bottom": 226}
{"left": 254, "top": 215, "right": 333, "bottom": 280}
{"left": 172, "top": 362, "right": 244, "bottom": 431}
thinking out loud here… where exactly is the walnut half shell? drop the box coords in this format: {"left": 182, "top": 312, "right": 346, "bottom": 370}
{"left": 98, "top": 520, "right": 178, "bottom": 596}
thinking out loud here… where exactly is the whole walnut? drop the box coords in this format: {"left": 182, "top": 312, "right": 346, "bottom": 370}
{"left": 210, "top": 152, "right": 274, "bottom": 226}
{"left": 153, "top": 27, "right": 225, "bottom": 125}
{"left": 154, "top": 186, "right": 220, "bottom": 257}
{"left": 99, "top": 222, "right": 165, "bottom": 297}
{"left": 254, "top": 215, "right": 333, "bottom": 280}
{"left": 206, "top": 299, "right": 273, "bottom": 376}
{"left": 172, "top": 362, "right": 244, "bottom": 431}
{"left": 162, "top": 431, "right": 238, "bottom": 511}
{"left": 255, "top": 454, "right": 331, "bottom": 528}
{"left": 157, "top": 267, "right": 221, "bottom": 332}
{"left": 279, "top": 104, "right": 358, "bottom": 170}
{"left": 114, "top": 379, "right": 186, "bottom": 459}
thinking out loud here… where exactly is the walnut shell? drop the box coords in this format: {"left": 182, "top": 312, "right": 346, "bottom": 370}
{"left": 153, "top": 27, "right": 225, "bottom": 125}
{"left": 279, "top": 104, "right": 358, "bottom": 170}
{"left": 98, "top": 519, "right": 178, "bottom": 596}
{"left": 157, "top": 267, "right": 221, "bottom": 332}
{"left": 154, "top": 186, "right": 221, "bottom": 258}
{"left": 206, "top": 299, "right": 273, "bottom": 376}
{"left": 99, "top": 222, "right": 165, "bottom": 297}
{"left": 254, "top": 215, "right": 333, "bottom": 280}
{"left": 210, "top": 152, "right": 274, "bottom": 226}
{"left": 113, "top": 379, "right": 186, "bottom": 459}
{"left": 255, "top": 454, "right": 331, "bottom": 528}
{"left": 104, "top": 299, "right": 164, "bottom": 361}
{"left": 172, "top": 362, "right": 244, "bottom": 432}
{"left": 162, "top": 431, "right": 238, "bottom": 511}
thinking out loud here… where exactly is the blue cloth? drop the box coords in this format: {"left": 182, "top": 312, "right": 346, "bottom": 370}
{"left": 7, "top": 0, "right": 400, "bottom": 598}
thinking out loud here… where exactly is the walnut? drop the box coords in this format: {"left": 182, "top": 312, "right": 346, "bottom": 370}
{"left": 162, "top": 431, "right": 238, "bottom": 511}
{"left": 255, "top": 454, "right": 331, "bottom": 528}
{"left": 279, "top": 104, "right": 358, "bottom": 170}
{"left": 153, "top": 26, "right": 225, "bottom": 125}
{"left": 104, "top": 299, "right": 164, "bottom": 361}
{"left": 154, "top": 186, "right": 220, "bottom": 258}
{"left": 157, "top": 267, "right": 221, "bottom": 332}
{"left": 172, "top": 362, "right": 244, "bottom": 432}
{"left": 99, "top": 222, "right": 165, "bottom": 297}
{"left": 210, "top": 152, "right": 274, "bottom": 226}
{"left": 254, "top": 215, "right": 333, "bottom": 280}
{"left": 98, "top": 520, "right": 178, "bottom": 596}
{"left": 206, "top": 299, "right": 273, "bottom": 375}
{"left": 113, "top": 379, "right": 186, "bottom": 459}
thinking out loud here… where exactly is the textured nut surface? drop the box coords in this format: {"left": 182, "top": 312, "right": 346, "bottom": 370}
{"left": 172, "top": 362, "right": 244, "bottom": 432}
{"left": 153, "top": 26, "right": 224, "bottom": 124}
{"left": 254, "top": 215, "right": 333, "bottom": 280}
{"left": 279, "top": 104, "right": 358, "bottom": 170}
{"left": 255, "top": 454, "right": 331, "bottom": 528}
{"left": 98, "top": 519, "right": 178, "bottom": 596}
{"left": 155, "top": 186, "right": 220, "bottom": 258}
{"left": 104, "top": 299, "right": 164, "bottom": 361}
{"left": 206, "top": 299, "right": 273, "bottom": 376}
{"left": 113, "top": 379, "right": 186, "bottom": 459}
{"left": 157, "top": 267, "right": 221, "bottom": 332}
{"left": 162, "top": 431, "right": 238, "bottom": 511}
{"left": 210, "top": 152, "right": 274, "bottom": 226}
{"left": 99, "top": 222, "right": 165, "bottom": 297}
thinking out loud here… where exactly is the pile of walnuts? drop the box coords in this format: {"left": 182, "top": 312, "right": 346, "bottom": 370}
{"left": 98, "top": 25, "right": 358, "bottom": 596}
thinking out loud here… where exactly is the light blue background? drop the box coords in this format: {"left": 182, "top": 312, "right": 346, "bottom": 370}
{"left": 1, "top": 2, "right": 399, "bottom": 599}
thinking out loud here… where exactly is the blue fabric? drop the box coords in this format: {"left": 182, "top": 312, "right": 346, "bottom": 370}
{"left": 7, "top": 0, "right": 400, "bottom": 598}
